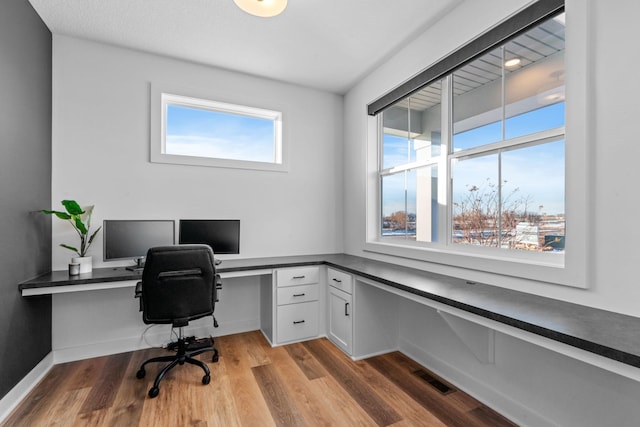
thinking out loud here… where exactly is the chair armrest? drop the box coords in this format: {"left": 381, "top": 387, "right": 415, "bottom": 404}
{"left": 215, "top": 274, "right": 222, "bottom": 302}
{"left": 135, "top": 281, "right": 142, "bottom": 311}
{"left": 134, "top": 281, "right": 142, "bottom": 297}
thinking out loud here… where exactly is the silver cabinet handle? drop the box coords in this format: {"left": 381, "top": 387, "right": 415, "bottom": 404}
{"left": 293, "top": 320, "right": 306, "bottom": 324}
{"left": 345, "top": 302, "right": 350, "bottom": 316}
{"left": 293, "top": 275, "right": 306, "bottom": 279}
{"left": 332, "top": 278, "right": 342, "bottom": 283}
{"left": 293, "top": 293, "right": 306, "bottom": 297}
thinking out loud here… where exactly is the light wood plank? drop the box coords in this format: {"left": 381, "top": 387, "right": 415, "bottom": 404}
{"left": 352, "top": 359, "right": 447, "bottom": 427}
{"left": 4, "top": 332, "right": 517, "bottom": 427}
{"left": 267, "top": 344, "right": 343, "bottom": 426}
{"left": 366, "top": 352, "right": 508, "bottom": 427}
{"left": 218, "top": 333, "right": 277, "bottom": 427}
{"left": 79, "top": 351, "right": 131, "bottom": 414}
{"left": 99, "top": 348, "right": 156, "bottom": 427}
{"left": 252, "top": 363, "right": 309, "bottom": 427}
{"left": 4, "top": 362, "right": 78, "bottom": 427}
{"left": 303, "top": 339, "right": 403, "bottom": 426}
{"left": 284, "top": 342, "right": 328, "bottom": 380}
{"left": 45, "top": 388, "right": 90, "bottom": 427}
{"left": 195, "top": 337, "right": 243, "bottom": 427}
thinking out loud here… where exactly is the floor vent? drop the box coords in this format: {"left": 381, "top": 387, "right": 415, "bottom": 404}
{"left": 412, "top": 369, "right": 456, "bottom": 395}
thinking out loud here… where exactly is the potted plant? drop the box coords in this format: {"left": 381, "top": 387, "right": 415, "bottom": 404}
{"left": 41, "top": 199, "right": 101, "bottom": 273}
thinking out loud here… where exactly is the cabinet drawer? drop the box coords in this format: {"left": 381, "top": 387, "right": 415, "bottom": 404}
{"left": 277, "top": 284, "right": 319, "bottom": 306}
{"left": 276, "top": 267, "right": 319, "bottom": 287}
{"left": 277, "top": 301, "right": 319, "bottom": 343}
{"left": 327, "top": 268, "right": 353, "bottom": 294}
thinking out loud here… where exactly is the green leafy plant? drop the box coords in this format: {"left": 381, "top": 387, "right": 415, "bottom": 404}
{"left": 41, "top": 200, "right": 101, "bottom": 257}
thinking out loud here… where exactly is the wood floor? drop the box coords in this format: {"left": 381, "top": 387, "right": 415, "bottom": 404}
{"left": 4, "top": 331, "right": 516, "bottom": 427}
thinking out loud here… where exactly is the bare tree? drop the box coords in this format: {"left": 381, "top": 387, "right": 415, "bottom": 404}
{"left": 383, "top": 211, "right": 408, "bottom": 231}
{"left": 453, "top": 178, "right": 533, "bottom": 248}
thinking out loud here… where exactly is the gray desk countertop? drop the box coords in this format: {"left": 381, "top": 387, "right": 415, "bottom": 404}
{"left": 19, "top": 253, "right": 640, "bottom": 369}
{"left": 321, "top": 254, "right": 640, "bottom": 369}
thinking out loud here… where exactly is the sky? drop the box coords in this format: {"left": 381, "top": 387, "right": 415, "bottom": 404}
{"left": 165, "top": 104, "right": 275, "bottom": 163}
{"left": 167, "top": 99, "right": 565, "bottom": 219}
{"left": 383, "top": 102, "right": 566, "bottom": 217}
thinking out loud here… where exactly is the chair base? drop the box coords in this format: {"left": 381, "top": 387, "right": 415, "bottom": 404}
{"left": 136, "top": 335, "right": 219, "bottom": 398}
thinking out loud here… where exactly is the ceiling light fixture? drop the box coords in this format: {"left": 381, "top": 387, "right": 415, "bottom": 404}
{"left": 234, "top": 0, "right": 288, "bottom": 17}
{"left": 504, "top": 58, "right": 521, "bottom": 67}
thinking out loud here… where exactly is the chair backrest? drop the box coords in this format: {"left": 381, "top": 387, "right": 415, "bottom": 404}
{"left": 140, "top": 244, "right": 216, "bottom": 327}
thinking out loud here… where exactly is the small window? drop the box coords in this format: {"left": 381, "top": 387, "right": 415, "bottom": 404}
{"left": 151, "top": 91, "right": 285, "bottom": 172}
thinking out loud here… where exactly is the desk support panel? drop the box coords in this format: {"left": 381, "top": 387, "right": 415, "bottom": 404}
{"left": 438, "top": 310, "right": 495, "bottom": 364}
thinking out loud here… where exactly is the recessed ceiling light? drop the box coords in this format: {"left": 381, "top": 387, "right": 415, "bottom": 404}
{"left": 504, "top": 58, "right": 521, "bottom": 68}
{"left": 234, "top": 0, "right": 288, "bottom": 17}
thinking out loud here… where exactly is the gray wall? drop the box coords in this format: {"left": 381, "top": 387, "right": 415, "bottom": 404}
{"left": 0, "top": 0, "right": 52, "bottom": 398}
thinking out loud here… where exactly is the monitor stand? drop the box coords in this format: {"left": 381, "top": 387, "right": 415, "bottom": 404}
{"left": 126, "top": 257, "right": 145, "bottom": 272}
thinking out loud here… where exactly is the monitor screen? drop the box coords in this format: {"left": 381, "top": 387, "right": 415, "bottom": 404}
{"left": 103, "top": 220, "right": 175, "bottom": 262}
{"left": 179, "top": 219, "right": 240, "bottom": 255}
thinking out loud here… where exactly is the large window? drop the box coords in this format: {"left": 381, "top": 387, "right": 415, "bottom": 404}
{"left": 151, "top": 91, "right": 285, "bottom": 172}
{"left": 450, "top": 21, "right": 566, "bottom": 252}
{"left": 374, "top": 6, "right": 566, "bottom": 262}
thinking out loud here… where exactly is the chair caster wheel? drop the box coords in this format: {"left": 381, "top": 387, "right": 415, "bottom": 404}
{"left": 212, "top": 353, "right": 219, "bottom": 363}
{"left": 148, "top": 387, "right": 160, "bottom": 398}
{"left": 202, "top": 374, "right": 211, "bottom": 385}
{"left": 136, "top": 369, "right": 146, "bottom": 379}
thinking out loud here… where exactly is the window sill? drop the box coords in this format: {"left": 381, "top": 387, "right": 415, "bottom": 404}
{"left": 363, "top": 240, "right": 585, "bottom": 289}
{"left": 150, "top": 151, "right": 289, "bottom": 172}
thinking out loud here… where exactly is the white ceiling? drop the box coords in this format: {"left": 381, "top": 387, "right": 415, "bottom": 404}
{"left": 28, "top": 0, "right": 463, "bottom": 94}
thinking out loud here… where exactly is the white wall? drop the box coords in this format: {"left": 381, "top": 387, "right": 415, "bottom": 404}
{"left": 51, "top": 35, "right": 344, "bottom": 270}
{"left": 51, "top": 276, "right": 262, "bottom": 362}
{"left": 397, "top": 298, "right": 640, "bottom": 427}
{"left": 343, "top": 1, "right": 640, "bottom": 425}
{"left": 46, "top": 2, "right": 640, "bottom": 425}
{"left": 344, "top": 0, "right": 640, "bottom": 317}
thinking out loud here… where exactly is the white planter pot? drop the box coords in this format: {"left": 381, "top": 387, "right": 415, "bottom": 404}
{"left": 71, "top": 256, "right": 93, "bottom": 274}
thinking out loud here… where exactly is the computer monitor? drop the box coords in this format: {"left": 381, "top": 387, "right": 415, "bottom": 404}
{"left": 103, "top": 220, "right": 175, "bottom": 269}
{"left": 179, "top": 219, "right": 240, "bottom": 255}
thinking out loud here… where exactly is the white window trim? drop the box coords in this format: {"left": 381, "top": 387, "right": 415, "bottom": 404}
{"left": 365, "top": 0, "right": 591, "bottom": 289}
{"left": 150, "top": 83, "right": 288, "bottom": 172}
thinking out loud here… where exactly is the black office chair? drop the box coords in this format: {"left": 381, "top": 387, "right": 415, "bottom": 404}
{"left": 134, "top": 244, "right": 220, "bottom": 398}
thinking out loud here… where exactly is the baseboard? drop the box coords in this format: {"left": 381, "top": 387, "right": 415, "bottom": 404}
{"left": 53, "top": 335, "right": 149, "bottom": 364}
{"left": 0, "top": 352, "right": 54, "bottom": 424}
{"left": 398, "top": 338, "right": 556, "bottom": 427}
{"left": 53, "top": 319, "right": 260, "bottom": 363}
{"left": 352, "top": 346, "right": 398, "bottom": 361}
{"left": 270, "top": 333, "right": 329, "bottom": 348}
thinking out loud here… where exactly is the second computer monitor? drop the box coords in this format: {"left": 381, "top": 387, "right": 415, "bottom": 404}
{"left": 179, "top": 219, "right": 240, "bottom": 255}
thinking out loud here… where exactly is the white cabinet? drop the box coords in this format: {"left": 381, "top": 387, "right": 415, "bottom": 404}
{"left": 277, "top": 283, "right": 319, "bottom": 305}
{"left": 276, "top": 267, "right": 319, "bottom": 287}
{"left": 274, "top": 267, "right": 320, "bottom": 344}
{"left": 277, "top": 301, "right": 319, "bottom": 343}
{"left": 327, "top": 268, "right": 353, "bottom": 355}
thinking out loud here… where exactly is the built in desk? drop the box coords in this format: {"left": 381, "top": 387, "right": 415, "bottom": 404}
{"left": 19, "top": 253, "right": 640, "bottom": 380}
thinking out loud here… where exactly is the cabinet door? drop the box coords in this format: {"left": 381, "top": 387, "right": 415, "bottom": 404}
{"left": 328, "top": 286, "right": 353, "bottom": 355}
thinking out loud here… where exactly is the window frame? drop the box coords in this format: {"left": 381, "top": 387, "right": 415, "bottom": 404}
{"left": 364, "top": 0, "right": 591, "bottom": 289}
{"left": 376, "top": 78, "right": 566, "bottom": 260}
{"left": 150, "top": 83, "right": 287, "bottom": 172}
